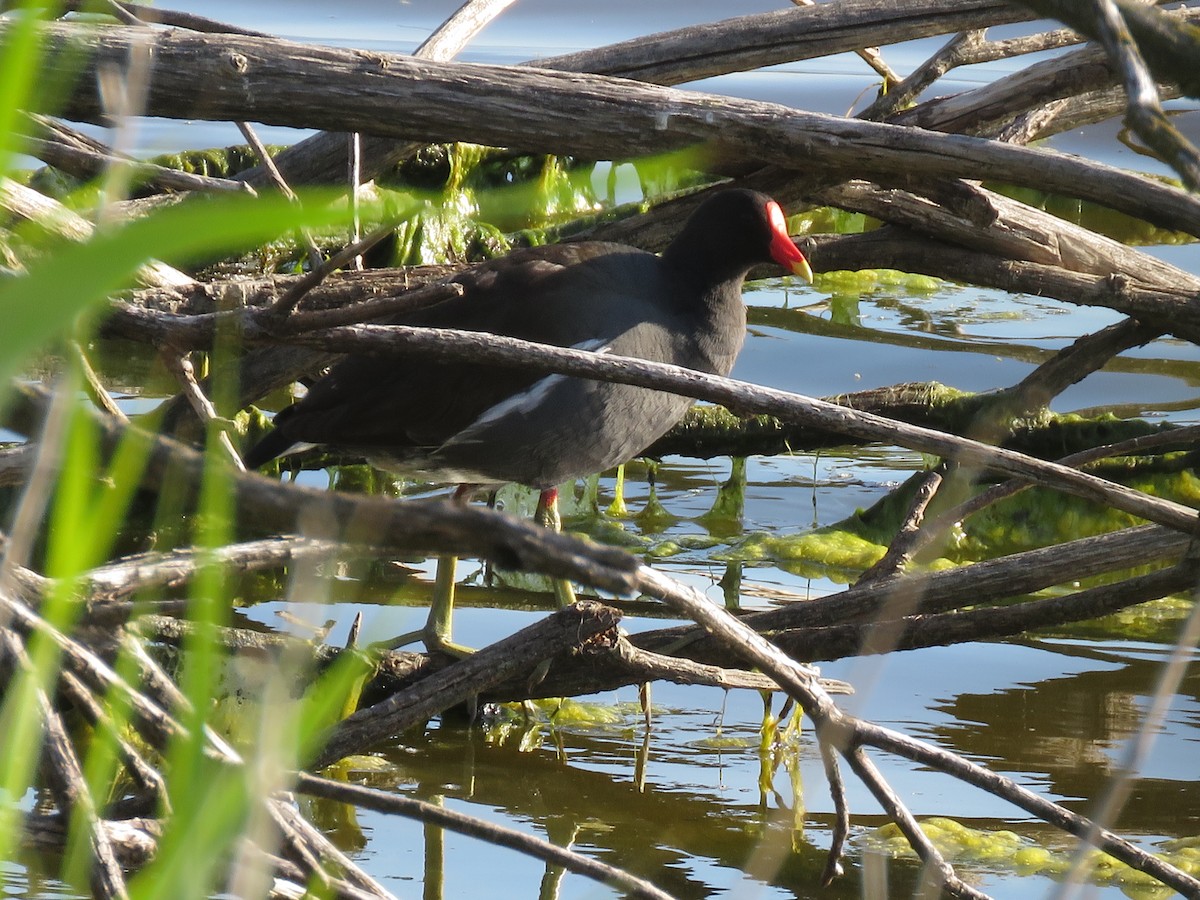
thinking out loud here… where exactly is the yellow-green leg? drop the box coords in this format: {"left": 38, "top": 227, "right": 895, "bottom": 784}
{"left": 535, "top": 487, "right": 577, "bottom": 608}
{"left": 421, "top": 553, "right": 475, "bottom": 656}
{"left": 418, "top": 486, "right": 574, "bottom": 658}
{"left": 606, "top": 463, "right": 629, "bottom": 516}
{"left": 421, "top": 487, "right": 476, "bottom": 657}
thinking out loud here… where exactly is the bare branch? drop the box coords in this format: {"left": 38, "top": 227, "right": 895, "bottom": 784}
{"left": 293, "top": 773, "right": 676, "bottom": 900}
{"left": 1091, "top": 0, "right": 1200, "bottom": 188}
{"left": 30, "top": 23, "right": 1200, "bottom": 238}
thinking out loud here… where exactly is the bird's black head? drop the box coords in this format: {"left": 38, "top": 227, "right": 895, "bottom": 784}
{"left": 663, "top": 188, "right": 813, "bottom": 285}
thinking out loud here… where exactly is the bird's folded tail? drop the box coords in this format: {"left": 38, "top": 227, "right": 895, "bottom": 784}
{"left": 242, "top": 426, "right": 302, "bottom": 470}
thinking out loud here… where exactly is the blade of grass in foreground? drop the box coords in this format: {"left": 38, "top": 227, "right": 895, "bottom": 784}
{"left": 0, "top": 0, "right": 49, "bottom": 176}
{"left": 0, "top": 189, "right": 347, "bottom": 391}
{"left": 0, "top": 179, "right": 355, "bottom": 891}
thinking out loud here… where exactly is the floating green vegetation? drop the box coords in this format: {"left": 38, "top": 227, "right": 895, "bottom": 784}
{"left": 645, "top": 534, "right": 723, "bottom": 559}
{"left": 720, "top": 450, "right": 1200, "bottom": 596}
{"left": 871, "top": 817, "right": 1024, "bottom": 866}
{"left": 786, "top": 205, "right": 873, "bottom": 237}
{"left": 870, "top": 817, "right": 1200, "bottom": 896}
{"left": 944, "top": 464, "right": 1200, "bottom": 563}
{"left": 691, "top": 733, "right": 758, "bottom": 750}
{"left": 817, "top": 268, "right": 943, "bottom": 295}
{"left": 478, "top": 699, "right": 642, "bottom": 750}
{"left": 993, "top": 183, "right": 1195, "bottom": 246}
{"left": 540, "top": 698, "right": 629, "bottom": 727}
{"left": 722, "top": 528, "right": 887, "bottom": 581}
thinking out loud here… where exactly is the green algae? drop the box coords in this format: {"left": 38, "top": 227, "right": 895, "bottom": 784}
{"left": 747, "top": 460, "right": 1200, "bottom": 569}
{"left": 152, "top": 144, "right": 273, "bottom": 180}
{"left": 717, "top": 452, "right": 1200, "bottom": 610}
{"left": 995, "top": 182, "right": 1195, "bottom": 246}
{"left": 871, "top": 817, "right": 1025, "bottom": 865}
{"left": 385, "top": 198, "right": 511, "bottom": 267}
{"left": 699, "top": 456, "right": 747, "bottom": 530}
{"left": 945, "top": 463, "right": 1200, "bottom": 563}
{"left": 818, "top": 268, "right": 944, "bottom": 295}
{"left": 871, "top": 816, "right": 1200, "bottom": 893}
{"left": 692, "top": 734, "right": 758, "bottom": 750}
{"left": 479, "top": 699, "right": 644, "bottom": 749}
{"left": 723, "top": 529, "right": 886, "bottom": 578}
{"left": 786, "top": 205, "right": 873, "bottom": 237}
{"left": 646, "top": 534, "right": 722, "bottom": 559}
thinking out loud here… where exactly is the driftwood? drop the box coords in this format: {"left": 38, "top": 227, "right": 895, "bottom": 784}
{"left": 26, "top": 23, "right": 1200, "bottom": 240}
{"left": 5, "top": 0, "right": 1200, "bottom": 897}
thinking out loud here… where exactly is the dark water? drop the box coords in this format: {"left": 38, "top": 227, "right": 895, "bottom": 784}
{"left": 15, "top": 1, "right": 1200, "bottom": 898}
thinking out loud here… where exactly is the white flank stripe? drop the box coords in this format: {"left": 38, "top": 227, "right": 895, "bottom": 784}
{"left": 282, "top": 441, "right": 316, "bottom": 457}
{"left": 445, "top": 339, "right": 610, "bottom": 444}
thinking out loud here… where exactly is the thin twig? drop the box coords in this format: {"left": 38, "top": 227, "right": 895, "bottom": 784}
{"left": 278, "top": 321, "right": 1200, "bottom": 535}
{"left": 863, "top": 24, "right": 1085, "bottom": 121}
{"left": 70, "top": 339, "right": 128, "bottom": 422}
{"left": 293, "top": 773, "right": 676, "bottom": 900}
{"left": 236, "top": 121, "right": 324, "bottom": 270}
{"left": 57, "top": 666, "right": 168, "bottom": 803}
{"left": 856, "top": 464, "right": 945, "bottom": 583}
{"left": 158, "top": 349, "right": 245, "bottom": 471}
{"left": 817, "top": 730, "right": 849, "bottom": 886}
{"left": 1091, "top": 0, "right": 1200, "bottom": 189}
{"left": 904, "top": 423, "right": 1200, "bottom": 564}
{"left": 267, "top": 799, "right": 392, "bottom": 898}
{"left": 266, "top": 221, "right": 416, "bottom": 318}
{"left": 845, "top": 747, "right": 989, "bottom": 899}
{"left": 790, "top": 0, "right": 900, "bottom": 90}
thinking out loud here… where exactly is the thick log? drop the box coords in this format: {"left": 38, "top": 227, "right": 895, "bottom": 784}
{"left": 533, "top": 0, "right": 1033, "bottom": 85}
{"left": 25, "top": 21, "right": 1200, "bottom": 239}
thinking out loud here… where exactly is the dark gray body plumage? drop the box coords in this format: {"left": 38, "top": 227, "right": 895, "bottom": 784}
{"left": 244, "top": 189, "right": 789, "bottom": 488}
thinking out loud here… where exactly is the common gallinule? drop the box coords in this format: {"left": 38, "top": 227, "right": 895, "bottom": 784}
{"left": 244, "top": 188, "right": 813, "bottom": 653}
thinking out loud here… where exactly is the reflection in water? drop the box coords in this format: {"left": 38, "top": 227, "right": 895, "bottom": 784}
{"left": 934, "top": 639, "right": 1200, "bottom": 837}
{"left": 303, "top": 636, "right": 1200, "bottom": 899}
{"left": 358, "top": 719, "right": 881, "bottom": 899}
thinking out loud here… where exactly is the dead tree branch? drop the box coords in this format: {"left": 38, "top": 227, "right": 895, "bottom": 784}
{"left": 26, "top": 22, "right": 1200, "bottom": 238}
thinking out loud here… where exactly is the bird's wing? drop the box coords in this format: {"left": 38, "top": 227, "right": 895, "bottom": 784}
{"left": 272, "top": 245, "right": 667, "bottom": 452}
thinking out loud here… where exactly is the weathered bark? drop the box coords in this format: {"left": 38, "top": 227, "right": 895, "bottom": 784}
{"left": 803, "top": 230, "right": 1200, "bottom": 344}
{"left": 239, "top": 0, "right": 1035, "bottom": 188}
{"left": 1014, "top": 0, "right": 1200, "bottom": 97}
{"left": 24, "top": 22, "right": 1200, "bottom": 238}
